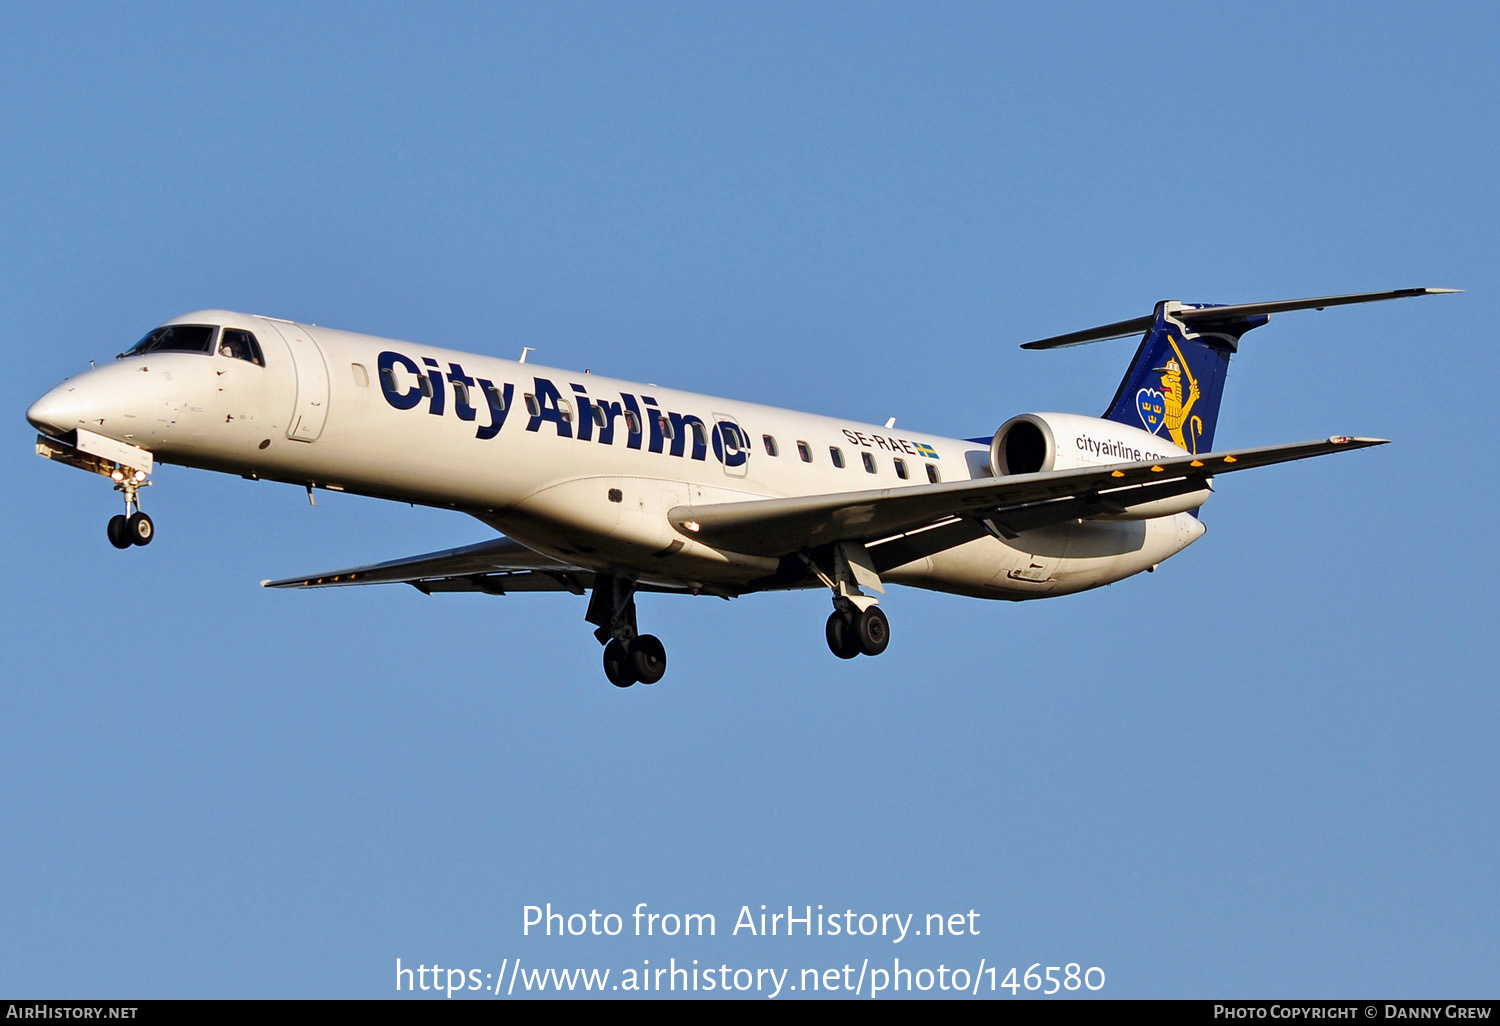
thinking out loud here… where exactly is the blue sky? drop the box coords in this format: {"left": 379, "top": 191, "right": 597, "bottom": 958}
{"left": 2, "top": 1, "right": 1495, "bottom": 999}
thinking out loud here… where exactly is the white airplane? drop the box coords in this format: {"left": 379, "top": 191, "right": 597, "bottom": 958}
{"left": 27, "top": 288, "right": 1453, "bottom": 686}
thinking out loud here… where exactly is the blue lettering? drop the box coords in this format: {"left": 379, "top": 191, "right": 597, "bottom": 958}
{"left": 525, "top": 377, "right": 573, "bottom": 438}
{"left": 421, "top": 358, "right": 445, "bottom": 417}
{"left": 380, "top": 355, "right": 741, "bottom": 471}
{"left": 712, "top": 420, "right": 748, "bottom": 468}
{"left": 594, "top": 399, "right": 622, "bottom": 446}
{"left": 475, "top": 379, "right": 513, "bottom": 440}
{"left": 378, "top": 351, "right": 423, "bottom": 410}
{"left": 448, "top": 362, "right": 478, "bottom": 422}
{"left": 643, "top": 396, "right": 665, "bottom": 454}
{"left": 668, "top": 412, "right": 707, "bottom": 460}
{"left": 620, "top": 394, "right": 644, "bottom": 450}
{"left": 571, "top": 383, "right": 594, "bottom": 442}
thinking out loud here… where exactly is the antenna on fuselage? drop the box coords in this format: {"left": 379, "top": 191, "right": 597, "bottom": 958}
{"left": 885, "top": 417, "right": 896, "bottom": 428}
{"left": 519, "top": 347, "right": 534, "bottom": 364}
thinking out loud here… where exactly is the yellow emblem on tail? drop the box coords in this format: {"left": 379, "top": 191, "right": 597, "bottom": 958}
{"left": 1161, "top": 337, "right": 1204, "bottom": 453}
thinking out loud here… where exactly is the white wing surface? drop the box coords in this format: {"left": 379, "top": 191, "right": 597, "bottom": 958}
{"left": 668, "top": 436, "right": 1388, "bottom": 557}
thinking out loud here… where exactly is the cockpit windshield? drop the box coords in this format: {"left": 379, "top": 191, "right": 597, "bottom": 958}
{"left": 121, "top": 324, "right": 218, "bottom": 358}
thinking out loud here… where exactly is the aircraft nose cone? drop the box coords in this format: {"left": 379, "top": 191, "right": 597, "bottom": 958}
{"left": 27, "top": 384, "right": 82, "bottom": 436}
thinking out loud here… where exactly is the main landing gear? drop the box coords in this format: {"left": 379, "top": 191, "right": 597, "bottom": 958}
{"left": 106, "top": 466, "right": 153, "bottom": 549}
{"left": 587, "top": 574, "right": 668, "bottom": 687}
{"left": 807, "top": 541, "right": 893, "bottom": 661}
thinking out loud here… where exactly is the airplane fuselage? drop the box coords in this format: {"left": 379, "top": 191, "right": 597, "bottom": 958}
{"left": 29, "top": 309, "right": 1202, "bottom": 601}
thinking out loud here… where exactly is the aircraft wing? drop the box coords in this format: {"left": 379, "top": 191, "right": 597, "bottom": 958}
{"left": 668, "top": 436, "right": 1387, "bottom": 558}
{"left": 261, "top": 535, "right": 596, "bottom": 595}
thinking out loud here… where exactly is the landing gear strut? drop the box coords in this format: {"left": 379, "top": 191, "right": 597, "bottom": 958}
{"left": 587, "top": 574, "right": 667, "bottom": 687}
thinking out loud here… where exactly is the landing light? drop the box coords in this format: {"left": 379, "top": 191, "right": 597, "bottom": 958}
{"left": 683, "top": 520, "right": 701, "bottom": 533}
{"left": 110, "top": 469, "right": 124, "bottom": 482}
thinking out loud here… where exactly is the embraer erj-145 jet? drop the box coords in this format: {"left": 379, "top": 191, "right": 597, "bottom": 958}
{"left": 28, "top": 288, "right": 1453, "bottom": 686}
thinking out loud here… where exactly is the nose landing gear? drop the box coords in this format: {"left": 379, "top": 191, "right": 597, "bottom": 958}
{"left": 34, "top": 429, "right": 156, "bottom": 550}
{"left": 106, "top": 468, "right": 153, "bottom": 548}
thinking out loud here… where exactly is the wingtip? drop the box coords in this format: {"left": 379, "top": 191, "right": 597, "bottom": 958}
{"left": 1423, "top": 287, "right": 1462, "bottom": 295}
{"left": 260, "top": 579, "right": 271, "bottom": 587}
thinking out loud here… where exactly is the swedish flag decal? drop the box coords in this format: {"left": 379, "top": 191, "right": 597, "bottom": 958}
{"left": 915, "top": 442, "right": 939, "bottom": 459}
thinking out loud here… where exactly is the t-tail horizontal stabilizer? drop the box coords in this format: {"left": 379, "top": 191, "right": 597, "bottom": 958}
{"left": 1021, "top": 287, "right": 1460, "bottom": 350}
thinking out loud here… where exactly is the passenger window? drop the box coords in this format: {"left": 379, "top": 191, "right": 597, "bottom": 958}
{"left": 624, "top": 410, "right": 642, "bottom": 435}
{"left": 894, "top": 458, "right": 908, "bottom": 480}
{"left": 452, "top": 380, "right": 470, "bottom": 408}
{"left": 485, "top": 383, "right": 507, "bottom": 410}
{"left": 657, "top": 414, "right": 673, "bottom": 438}
{"left": 797, "top": 441, "right": 812, "bottom": 463}
{"left": 926, "top": 463, "right": 940, "bottom": 483}
{"left": 350, "top": 363, "right": 369, "bottom": 386}
{"left": 862, "top": 452, "right": 876, "bottom": 474}
{"left": 592, "top": 405, "right": 608, "bottom": 427}
{"left": 524, "top": 394, "right": 540, "bottom": 417}
{"left": 830, "top": 446, "right": 845, "bottom": 469}
{"left": 763, "top": 434, "right": 779, "bottom": 457}
{"left": 691, "top": 421, "right": 707, "bottom": 448}
{"left": 722, "top": 424, "right": 742, "bottom": 453}
{"left": 558, "top": 399, "right": 573, "bottom": 423}
{"left": 219, "top": 329, "right": 264, "bottom": 365}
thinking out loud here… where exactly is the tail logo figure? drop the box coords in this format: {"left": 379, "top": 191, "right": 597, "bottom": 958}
{"left": 1159, "top": 336, "right": 1203, "bottom": 453}
{"left": 1136, "top": 335, "right": 1203, "bottom": 453}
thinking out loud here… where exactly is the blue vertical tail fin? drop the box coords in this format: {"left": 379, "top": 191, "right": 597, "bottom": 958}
{"left": 1100, "top": 301, "right": 1266, "bottom": 454}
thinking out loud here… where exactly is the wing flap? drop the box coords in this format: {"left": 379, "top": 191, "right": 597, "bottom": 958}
{"left": 670, "top": 436, "right": 1387, "bottom": 557}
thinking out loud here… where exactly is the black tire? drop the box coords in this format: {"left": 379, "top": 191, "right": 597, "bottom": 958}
{"left": 127, "top": 511, "right": 154, "bottom": 546}
{"left": 855, "top": 605, "right": 890, "bottom": 657}
{"left": 825, "top": 611, "right": 860, "bottom": 659}
{"left": 603, "top": 639, "right": 636, "bottom": 688}
{"left": 107, "top": 514, "right": 131, "bottom": 549}
{"left": 631, "top": 634, "right": 667, "bottom": 685}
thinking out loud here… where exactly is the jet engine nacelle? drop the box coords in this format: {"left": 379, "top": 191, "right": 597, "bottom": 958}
{"left": 989, "top": 412, "right": 1212, "bottom": 519}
